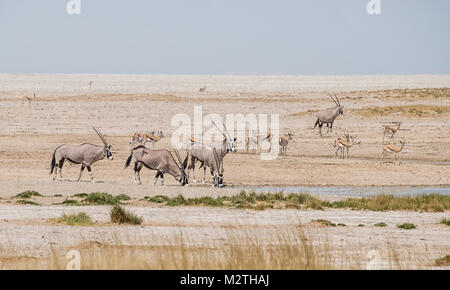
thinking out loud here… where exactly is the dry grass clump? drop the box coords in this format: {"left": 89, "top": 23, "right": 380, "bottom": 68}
{"left": 110, "top": 205, "right": 143, "bottom": 225}
{"left": 13, "top": 191, "right": 42, "bottom": 199}
{"left": 331, "top": 194, "right": 449, "bottom": 212}
{"left": 147, "top": 192, "right": 449, "bottom": 212}
{"left": 439, "top": 218, "right": 450, "bottom": 226}
{"left": 53, "top": 212, "right": 94, "bottom": 226}
{"left": 435, "top": 255, "right": 450, "bottom": 267}
{"left": 357, "top": 105, "right": 450, "bottom": 117}
{"left": 397, "top": 223, "right": 416, "bottom": 230}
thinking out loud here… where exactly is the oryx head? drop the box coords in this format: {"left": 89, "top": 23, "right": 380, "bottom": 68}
{"left": 174, "top": 149, "right": 189, "bottom": 186}
{"left": 329, "top": 93, "right": 344, "bottom": 115}
{"left": 212, "top": 121, "right": 237, "bottom": 153}
{"left": 93, "top": 127, "right": 113, "bottom": 160}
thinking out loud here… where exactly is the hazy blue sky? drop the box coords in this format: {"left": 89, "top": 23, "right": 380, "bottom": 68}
{"left": 0, "top": 0, "right": 449, "bottom": 74}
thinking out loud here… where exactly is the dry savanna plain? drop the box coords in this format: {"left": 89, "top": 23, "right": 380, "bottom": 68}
{"left": 0, "top": 74, "right": 449, "bottom": 269}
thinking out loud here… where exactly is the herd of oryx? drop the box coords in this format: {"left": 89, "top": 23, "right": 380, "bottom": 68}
{"left": 49, "top": 93, "right": 407, "bottom": 187}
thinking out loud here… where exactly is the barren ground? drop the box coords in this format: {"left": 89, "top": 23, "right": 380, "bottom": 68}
{"left": 0, "top": 74, "right": 449, "bottom": 269}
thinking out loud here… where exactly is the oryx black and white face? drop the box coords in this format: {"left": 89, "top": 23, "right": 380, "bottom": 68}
{"left": 104, "top": 145, "right": 113, "bottom": 160}
{"left": 226, "top": 137, "right": 237, "bottom": 152}
{"left": 179, "top": 172, "right": 189, "bottom": 186}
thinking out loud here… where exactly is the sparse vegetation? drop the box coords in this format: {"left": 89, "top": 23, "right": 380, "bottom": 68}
{"left": 54, "top": 212, "right": 94, "bottom": 226}
{"left": 440, "top": 218, "right": 450, "bottom": 226}
{"left": 313, "top": 219, "right": 336, "bottom": 227}
{"left": 83, "top": 192, "right": 122, "bottom": 205}
{"left": 16, "top": 199, "right": 39, "bottom": 205}
{"left": 110, "top": 205, "right": 143, "bottom": 225}
{"left": 146, "top": 192, "right": 449, "bottom": 212}
{"left": 435, "top": 255, "right": 450, "bottom": 267}
{"left": 13, "top": 191, "right": 42, "bottom": 199}
{"left": 331, "top": 194, "right": 449, "bottom": 212}
{"left": 72, "top": 193, "right": 88, "bottom": 198}
{"left": 60, "top": 199, "right": 81, "bottom": 206}
{"left": 357, "top": 104, "right": 450, "bottom": 117}
{"left": 374, "top": 222, "right": 388, "bottom": 227}
{"left": 397, "top": 223, "right": 416, "bottom": 230}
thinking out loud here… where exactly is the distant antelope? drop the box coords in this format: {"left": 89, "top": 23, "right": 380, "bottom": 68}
{"left": 199, "top": 86, "right": 207, "bottom": 93}
{"left": 381, "top": 139, "right": 406, "bottom": 162}
{"left": 333, "top": 133, "right": 360, "bottom": 159}
{"left": 261, "top": 132, "right": 273, "bottom": 152}
{"left": 279, "top": 132, "right": 293, "bottom": 156}
{"left": 24, "top": 93, "right": 37, "bottom": 104}
{"left": 246, "top": 130, "right": 260, "bottom": 153}
{"left": 50, "top": 127, "right": 113, "bottom": 182}
{"left": 131, "top": 132, "right": 145, "bottom": 145}
{"left": 125, "top": 146, "right": 188, "bottom": 186}
{"left": 89, "top": 81, "right": 94, "bottom": 90}
{"left": 383, "top": 122, "right": 401, "bottom": 144}
{"left": 143, "top": 130, "right": 163, "bottom": 149}
{"left": 314, "top": 93, "right": 344, "bottom": 136}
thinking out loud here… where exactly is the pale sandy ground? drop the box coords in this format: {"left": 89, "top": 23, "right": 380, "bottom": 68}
{"left": 0, "top": 74, "right": 449, "bottom": 269}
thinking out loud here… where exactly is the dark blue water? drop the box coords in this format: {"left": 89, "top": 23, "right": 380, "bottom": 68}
{"left": 239, "top": 186, "right": 450, "bottom": 197}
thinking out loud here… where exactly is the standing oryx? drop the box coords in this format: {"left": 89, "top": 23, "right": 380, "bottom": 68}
{"left": 186, "top": 121, "right": 237, "bottom": 186}
{"left": 314, "top": 93, "right": 344, "bottom": 136}
{"left": 50, "top": 127, "right": 113, "bottom": 182}
{"left": 381, "top": 139, "right": 406, "bottom": 162}
{"left": 279, "top": 132, "right": 293, "bottom": 156}
{"left": 124, "top": 146, "right": 188, "bottom": 186}
{"left": 333, "top": 133, "right": 360, "bottom": 159}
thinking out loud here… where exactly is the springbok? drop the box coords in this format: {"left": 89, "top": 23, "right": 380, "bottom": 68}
{"left": 50, "top": 127, "right": 113, "bottom": 182}
{"left": 143, "top": 130, "right": 163, "bottom": 148}
{"left": 314, "top": 93, "right": 344, "bottom": 136}
{"left": 383, "top": 122, "right": 401, "bottom": 144}
{"left": 245, "top": 130, "right": 260, "bottom": 153}
{"left": 381, "top": 139, "right": 406, "bottom": 162}
{"left": 333, "top": 133, "right": 360, "bottom": 159}
{"left": 24, "top": 93, "right": 37, "bottom": 104}
{"left": 261, "top": 132, "right": 273, "bottom": 152}
{"left": 124, "top": 146, "right": 188, "bottom": 186}
{"left": 186, "top": 121, "right": 237, "bottom": 186}
{"left": 131, "top": 132, "right": 145, "bottom": 145}
{"left": 199, "top": 86, "right": 207, "bottom": 93}
{"left": 279, "top": 133, "right": 293, "bottom": 156}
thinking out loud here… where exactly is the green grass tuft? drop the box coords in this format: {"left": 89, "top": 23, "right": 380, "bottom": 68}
{"left": 110, "top": 205, "right": 143, "bottom": 225}
{"left": 16, "top": 199, "right": 40, "bottom": 205}
{"left": 56, "top": 212, "right": 94, "bottom": 226}
{"left": 374, "top": 222, "right": 388, "bottom": 227}
{"left": 397, "top": 223, "right": 416, "bottom": 230}
{"left": 440, "top": 218, "right": 450, "bottom": 226}
{"left": 83, "top": 192, "right": 122, "bottom": 205}
{"left": 72, "top": 193, "right": 89, "bottom": 198}
{"left": 13, "top": 191, "right": 42, "bottom": 199}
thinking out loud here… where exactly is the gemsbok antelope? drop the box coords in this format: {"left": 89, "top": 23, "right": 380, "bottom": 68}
{"left": 333, "top": 133, "right": 360, "bottom": 159}
{"left": 186, "top": 121, "right": 237, "bottom": 186}
{"left": 381, "top": 139, "right": 406, "bottom": 162}
{"left": 124, "top": 146, "right": 189, "bottom": 186}
{"left": 314, "top": 93, "right": 344, "bottom": 136}
{"left": 279, "top": 132, "right": 293, "bottom": 156}
{"left": 383, "top": 122, "right": 401, "bottom": 144}
{"left": 50, "top": 127, "right": 113, "bottom": 182}
{"left": 143, "top": 130, "right": 163, "bottom": 148}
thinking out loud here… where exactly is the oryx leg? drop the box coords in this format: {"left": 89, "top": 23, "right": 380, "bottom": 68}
{"left": 329, "top": 122, "right": 334, "bottom": 135}
{"left": 134, "top": 162, "right": 144, "bottom": 184}
{"left": 203, "top": 166, "right": 207, "bottom": 184}
{"left": 77, "top": 165, "right": 85, "bottom": 182}
{"left": 318, "top": 122, "right": 323, "bottom": 136}
{"left": 86, "top": 165, "right": 94, "bottom": 182}
{"left": 58, "top": 158, "right": 65, "bottom": 181}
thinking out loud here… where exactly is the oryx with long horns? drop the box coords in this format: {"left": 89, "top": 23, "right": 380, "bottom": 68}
{"left": 314, "top": 93, "right": 344, "bottom": 136}
{"left": 124, "top": 146, "right": 189, "bottom": 186}
{"left": 50, "top": 127, "right": 114, "bottom": 182}
{"left": 186, "top": 120, "right": 236, "bottom": 186}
